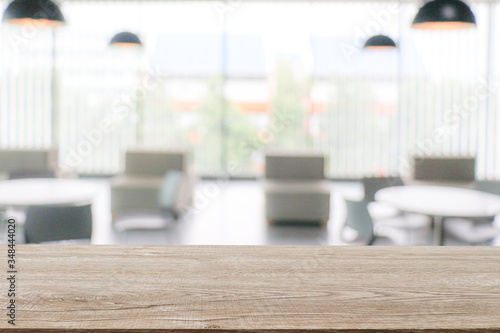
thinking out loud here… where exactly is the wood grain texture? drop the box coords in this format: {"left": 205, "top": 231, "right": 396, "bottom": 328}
{"left": 0, "top": 245, "right": 499, "bottom": 332}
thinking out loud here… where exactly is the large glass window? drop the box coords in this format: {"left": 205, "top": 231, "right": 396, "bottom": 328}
{"left": 0, "top": 1, "right": 497, "bottom": 178}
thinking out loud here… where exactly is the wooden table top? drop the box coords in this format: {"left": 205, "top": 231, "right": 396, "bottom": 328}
{"left": 1, "top": 245, "right": 500, "bottom": 332}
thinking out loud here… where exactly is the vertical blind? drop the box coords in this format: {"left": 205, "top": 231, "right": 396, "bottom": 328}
{"left": 0, "top": 1, "right": 499, "bottom": 179}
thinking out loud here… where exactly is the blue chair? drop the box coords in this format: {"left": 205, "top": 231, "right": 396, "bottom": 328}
{"left": 344, "top": 199, "right": 376, "bottom": 245}
{"left": 158, "top": 170, "right": 184, "bottom": 219}
{"left": 344, "top": 198, "right": 431, "bottom": 246}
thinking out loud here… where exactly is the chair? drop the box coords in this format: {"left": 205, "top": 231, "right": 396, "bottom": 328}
{"left": 24, "top": 204, "right": 92, "bottom": 244}
{"left": 362, "top": 177, "right": 404, "bottom": 219}
{"left": 263, "top": 151, "right": 330, "bottom": 225}
{"left": 475, "top": 180, "right": 500, "bottom": 195}
{"left": 443, "top": 180, "right": 500, "bottom": 245}
{"left": 444, "top": 218, "right": 500, "bottom": 245}
{"left": 114, "top": 169, "right": 186, "bottom": 232}
{"left": 343, "top": 199, "right": 431, "bottom": 246}
{"left": 473, "top": 180, "right": 500, "bottom": 224}
{"left": 110, "top": 150, "right": 196, "bottom": 222}
{"left": 362, "top": 177, "right": 404, "bottom": 203}
{"left": 409, "top": 156, "right": 476, "bottom": 187}
{"left": 5, "top": 164, "right": 57, "bottom": 226}
{"left": 343, "top": 199, "right": 376, "bottom": 245}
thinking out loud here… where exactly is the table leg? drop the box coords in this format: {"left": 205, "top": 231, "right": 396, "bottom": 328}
{"left": 433, "top": 216, "right": 445, "bottom": 246}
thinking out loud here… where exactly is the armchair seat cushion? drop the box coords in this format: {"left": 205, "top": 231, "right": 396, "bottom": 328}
{"left": 111, "top": 175, "right": 163, "bottom": 189}
{"left": 263, "top": 179, "right": 331, "bottom": 194}
{"left": 265, "top": 192, "right": 330, "bottom": 221}
{"left": 111, "top": 181, "right": 160, "bottom": 212}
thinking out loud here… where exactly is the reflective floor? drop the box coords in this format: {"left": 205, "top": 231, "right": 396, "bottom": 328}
{"left": 6, "top": 179, "right": 499, "bottom": 246}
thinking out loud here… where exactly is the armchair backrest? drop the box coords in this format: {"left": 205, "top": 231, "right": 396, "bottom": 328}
{"left": 413, "top": 156, "right": 475, "bottom": 182}
{"left": 265, "top": 152, "right": 325, "bottom": 180}
{"left": 0, "top": 148, "right": 58, "bottom": 173}
{"left": 125, "top": 150, "right": 188, "bottom": 176}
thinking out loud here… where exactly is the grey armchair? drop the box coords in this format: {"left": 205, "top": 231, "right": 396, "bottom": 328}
{"left": 343, "top": 198, "right": 430, "bottom": 246}
{"left": 263, "top": 151, "right": 331, "bottom": 225}
{"left": 110, "top": 149, "right": 196, "bottom": 222}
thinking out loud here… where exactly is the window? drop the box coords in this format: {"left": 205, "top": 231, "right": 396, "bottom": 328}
{"left": 0, "top": 1, "right": 497, "bottom": 178}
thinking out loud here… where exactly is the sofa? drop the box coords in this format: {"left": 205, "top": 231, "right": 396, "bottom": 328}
{"left": 110, "top": 149, "right": 196, "bottom": 221}
{"left": 263, "top": 151, "right": 331, "bottom": 225}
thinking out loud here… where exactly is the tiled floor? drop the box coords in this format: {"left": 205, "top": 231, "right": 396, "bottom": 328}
{"left": 84, "top": 179, "right": 498, "bottom": 246}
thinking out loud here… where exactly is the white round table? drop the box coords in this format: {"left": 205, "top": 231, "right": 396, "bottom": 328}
{"left": 0, "top": 178, "right": 98, "bottom": 207}
{"left": 375, "top": 186, "right": 500, "bottom": 245}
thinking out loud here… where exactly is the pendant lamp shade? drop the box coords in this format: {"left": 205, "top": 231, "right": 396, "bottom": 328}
{"left": 412, "top": 0, "right": 476, "bottom": 30}
{"left": 2, "top": 0, "right": 65, "bottom": 27}
{"left": 363, "top": 35, "right": 396, "bottom": 50}
{"left": 110, "top": 32, "right": 142, "bottom": 47}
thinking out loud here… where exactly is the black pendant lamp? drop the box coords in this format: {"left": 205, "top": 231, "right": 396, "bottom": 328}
{"left": 412, "top": 0, "right": 476, "bottom": 30}
{"left": 363, "top": 35, "right": 397, "bottom": 50}
{"left": 2, "top": 0, "right": 65, "bottom": 27}
{"left": 110, "top": 32, "right": 142, "bottom": 47}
